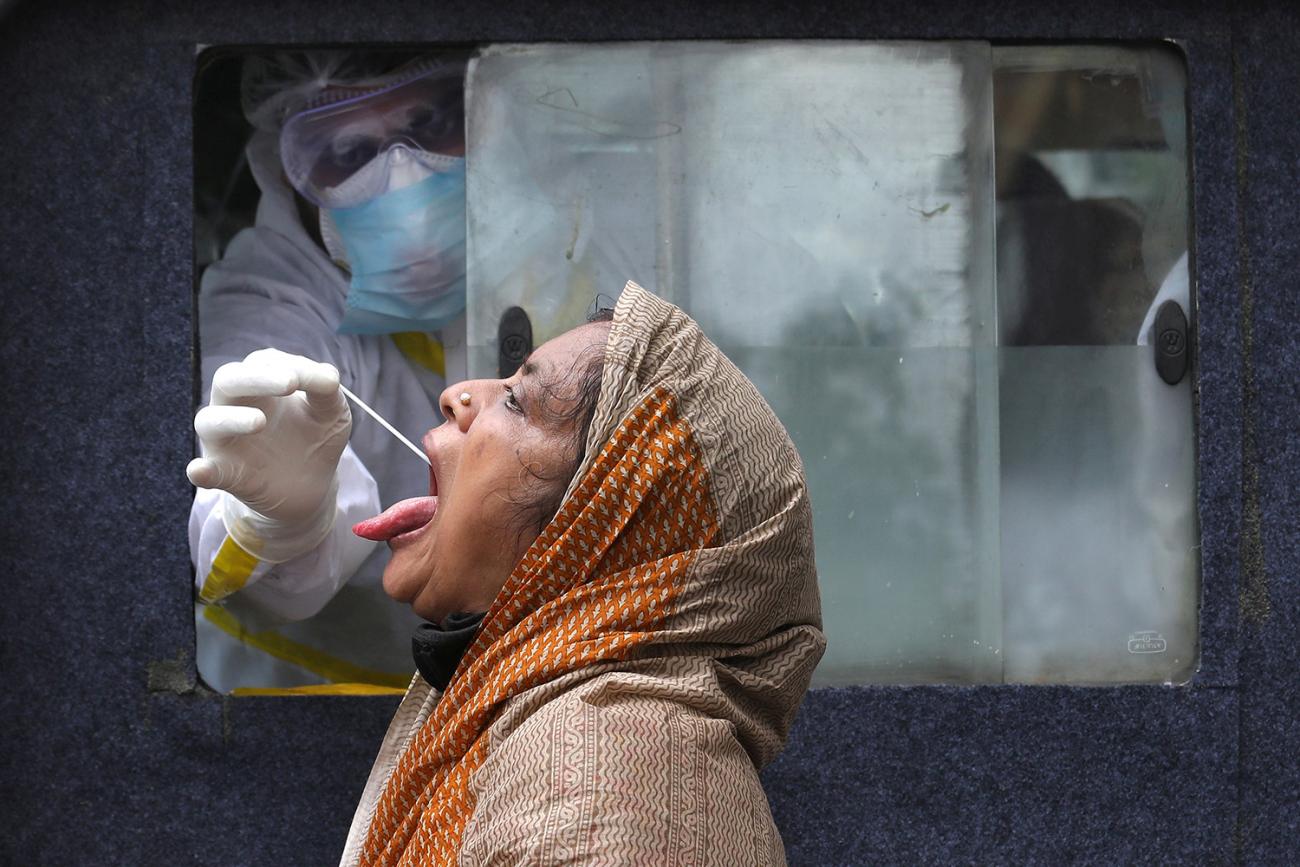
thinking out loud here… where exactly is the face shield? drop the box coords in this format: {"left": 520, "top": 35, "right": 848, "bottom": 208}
{"left": 278, "top": 62, "right": 468, "bottom": 335}
{"left": 280, "top": 64, "right": 465, "bottom": 208}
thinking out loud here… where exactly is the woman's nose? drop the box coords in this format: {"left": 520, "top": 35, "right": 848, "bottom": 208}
{"left": 439, "top": 380, "right": 486, "bottom": 430}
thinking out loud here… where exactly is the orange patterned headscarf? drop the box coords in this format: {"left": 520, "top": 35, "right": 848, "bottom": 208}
{"left": 360, "top": 283, "right": 824, "bottom": 866}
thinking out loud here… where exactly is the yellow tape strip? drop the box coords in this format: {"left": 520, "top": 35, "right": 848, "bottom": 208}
{"left": 231, "top": 683, "right": 408, "bottom": 697}
{"left": 202, "top": 605, "right": 412, "bottom": 689}
{"left": 198, "top": 536, "right": 260, "bottom": 604}
{"left": 391, "top": 331, "right": 446, "bottom": 378}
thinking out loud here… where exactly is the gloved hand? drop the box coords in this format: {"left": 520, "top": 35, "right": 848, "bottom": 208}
{"left": 186, "top": 348, "right": 351, "bottom": 563}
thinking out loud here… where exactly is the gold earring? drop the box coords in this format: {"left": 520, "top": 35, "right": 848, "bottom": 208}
{"left": 458, "top": 392, "right": 471, "bottom": 407}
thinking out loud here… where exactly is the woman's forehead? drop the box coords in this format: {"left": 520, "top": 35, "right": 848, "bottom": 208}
{"left": 526, "top": 321, "right": 610, "bottom": 380}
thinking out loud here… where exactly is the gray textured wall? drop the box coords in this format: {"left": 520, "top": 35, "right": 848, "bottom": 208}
{"left": 0, "top": 1, "right": 1293, "bottom": 863}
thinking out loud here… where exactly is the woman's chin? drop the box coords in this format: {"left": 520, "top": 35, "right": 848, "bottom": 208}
{"left": 387, "top": 571, "right": 453, "bottom": 623}
{"left": 381, "top": 564, "right": 423, "bottom": 607}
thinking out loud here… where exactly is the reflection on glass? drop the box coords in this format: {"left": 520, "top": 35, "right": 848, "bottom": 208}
{"left": 995, "top": 45, "right": 1189, "bottom": 347}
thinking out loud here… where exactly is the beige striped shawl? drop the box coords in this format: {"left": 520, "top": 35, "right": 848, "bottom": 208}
{"left": 341, "top": 282, "right": 824, "bottom": 866}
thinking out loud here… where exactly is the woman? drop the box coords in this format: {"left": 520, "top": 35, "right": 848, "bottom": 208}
{"left": 341, "top": 282, "right": 825, "bottom": 866}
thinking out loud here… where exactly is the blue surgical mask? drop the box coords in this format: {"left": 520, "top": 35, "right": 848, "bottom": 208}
{"left": 322, "top": 149, "right": 467, "bottom": 335}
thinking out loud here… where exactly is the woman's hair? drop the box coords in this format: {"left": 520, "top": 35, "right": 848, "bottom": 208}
{"left": 510, "top": 308, "right": 615, "bottom": 537}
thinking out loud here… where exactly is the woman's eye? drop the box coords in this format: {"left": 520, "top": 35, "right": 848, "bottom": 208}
{"left": 504, "top": 385, "right": 523, "bottom": 414}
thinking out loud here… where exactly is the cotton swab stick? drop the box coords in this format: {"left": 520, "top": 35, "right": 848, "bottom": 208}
{"left": 338, "top": 383, "right": 431, "bottom": 467}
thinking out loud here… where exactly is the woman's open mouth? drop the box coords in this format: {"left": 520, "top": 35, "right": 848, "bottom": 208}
{"left": 352, "top": 446, "right": 441, "bottom": 545}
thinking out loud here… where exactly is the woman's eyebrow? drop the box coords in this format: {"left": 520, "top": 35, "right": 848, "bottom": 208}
{"left": 518, "top": 356, "right": 540, "bottom": 379}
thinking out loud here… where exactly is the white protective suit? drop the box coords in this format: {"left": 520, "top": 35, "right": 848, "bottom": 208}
{"left": 189, "top": 130, "right": 465, "bottom": 693}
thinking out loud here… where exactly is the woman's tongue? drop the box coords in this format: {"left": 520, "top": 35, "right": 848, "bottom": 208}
{"left": 353, "top": 496, "right": 438, "bottom": 542}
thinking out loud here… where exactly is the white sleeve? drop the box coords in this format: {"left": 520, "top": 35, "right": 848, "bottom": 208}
{"left": 190, "top": 443, "right": 380, "bottom": 622}
{"left": 188, "top": 219, "right": 381, "bottom": 622}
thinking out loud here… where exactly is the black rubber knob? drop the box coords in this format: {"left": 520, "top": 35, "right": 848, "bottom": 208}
{"left": 1153, "top": 300, "right": 1189, "bottom": 386}
{"left": 498, "top": 306, "right": 533, "bottom": 379}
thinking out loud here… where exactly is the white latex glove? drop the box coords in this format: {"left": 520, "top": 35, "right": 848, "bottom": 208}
{"left": 187, "top": 348, "right": 351, "bottom": 563}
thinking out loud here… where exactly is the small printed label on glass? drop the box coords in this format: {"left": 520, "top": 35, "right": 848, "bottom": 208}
{"left": 1127, "top": 631, "right": 1168, "bottom": 654}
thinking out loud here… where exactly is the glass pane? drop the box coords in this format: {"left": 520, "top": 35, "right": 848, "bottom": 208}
{"left": 993, "top": 45, "right": 1196, "bottom": 682}
{"left": 466, "top": 41, "right": 1002, "bottom": 684}
{"left": 192, "top": 41, "right": 1197, "bottom": 691}
{"left": 998, "top": 347, "right": 1197, "bottom": 682}
{"left": 467, "top": 41, "right": 1196, "bottom": 684}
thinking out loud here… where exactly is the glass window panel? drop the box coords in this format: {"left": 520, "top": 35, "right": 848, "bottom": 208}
{"left": 467, "top": 41, "right": 1002, "bottom": 684}
{"left": 993, "top": 45, "right": 1196, "bottom": 683}
{"left": 193, "top": 40, "right": 1196, "bottom": 689}
{"left": 466, "top": 41, "right": 1195, "bottom": 684}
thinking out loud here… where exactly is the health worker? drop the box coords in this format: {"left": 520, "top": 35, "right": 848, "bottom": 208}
{"left": 187, "top": 53, "right": 469, "bottom": 693}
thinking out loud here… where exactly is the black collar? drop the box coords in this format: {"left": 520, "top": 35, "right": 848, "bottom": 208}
{"left": 411, "top": 612, "right": 485, "bottom": 691}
